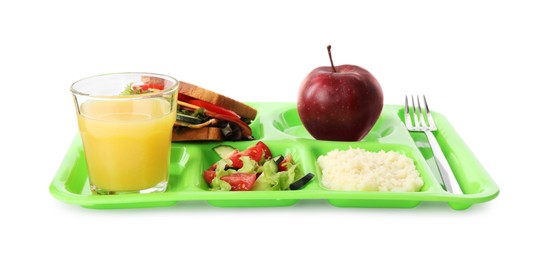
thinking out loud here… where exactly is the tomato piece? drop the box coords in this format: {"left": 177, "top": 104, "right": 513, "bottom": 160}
{"left": 204, "top": 171, "right": 256, "bottom": 191}
{"left": 256, "top": 141, "right": 272, "bottom": 160}
{"left": 239, "top": 143, "right": 263, "bottom": 163}
{"left": 182, "top": 97, "right": 241, "bottom": 119}
{"left": 203, "top": 170, "right": 216, "bottom": 185}
{"left": 220, "top": 173, "right": 257, "bottom": 191}
{"left": 228, "top": 151, "right": 244, "bottom": 168}
{"left": 148, "top": 84, "right": 164, "bottom": 90}
{"left": 136, "top": 84, "right": 164, "bottom": 91}
{"left": 237, "top": 141, "right": 272, "bottom": 163}
{"left": 278, "top": 154, "right": 293, "bottom": 172}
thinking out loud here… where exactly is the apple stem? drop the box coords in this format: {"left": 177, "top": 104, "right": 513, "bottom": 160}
{"left": 327, "top": 45, "right": 337, "bottom": 72}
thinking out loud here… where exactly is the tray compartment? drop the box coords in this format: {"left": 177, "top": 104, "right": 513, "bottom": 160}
{"left": 304, "top": 140, "right": 442, "bottom": 208}
{"left": 271, "top": 107, "right": 401, "bottom": 143}
{"left": 198, "top": 139, "right": 314, "bottom": 207}
{"left": 64, "top": 146, "right": 90, "bottom": 195}
{"left": 167, "top": 144, "right": 203, "bottom": 192}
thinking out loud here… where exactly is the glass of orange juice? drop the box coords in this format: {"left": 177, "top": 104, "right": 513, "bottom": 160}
{"left": 70, "top": 72, "right": 179, "bottom": 194}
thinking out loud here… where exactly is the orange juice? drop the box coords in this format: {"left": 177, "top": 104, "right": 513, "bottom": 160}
{"left": 77, "top": 98, "right": 176, "bottom": 192}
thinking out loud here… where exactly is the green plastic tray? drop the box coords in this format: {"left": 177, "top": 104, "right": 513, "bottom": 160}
{"left": 49, "top": 102, "right": 499, "bottom": 210}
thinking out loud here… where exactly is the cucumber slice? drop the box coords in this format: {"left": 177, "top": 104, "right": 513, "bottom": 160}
{"left": 176, "top": 112, "right": 203, "bottom": 124}
{"left": 213, "top": 145, "right": 236, "bottom": 159}
{"left": 289, "top": 173, "right": 315, "bottom": 190}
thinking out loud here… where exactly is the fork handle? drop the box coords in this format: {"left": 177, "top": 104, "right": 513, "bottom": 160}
{"left": 424, "top": 131, "right": 463, "bottom": 194}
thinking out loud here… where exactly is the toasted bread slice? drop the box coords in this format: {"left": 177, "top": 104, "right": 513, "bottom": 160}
{"left": 172, "top": 127, "right": 223, "bottom": 141}
{"left": 178, "top": 81, "right": 257, "bottom": 120}
{"left": 141, "top": 76, "right": 165, "bottom": 86}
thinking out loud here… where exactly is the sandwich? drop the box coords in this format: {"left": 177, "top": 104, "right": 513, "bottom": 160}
{"left": 134, "top": 76, "right": 257, "bottom": 141}
{"left": 172, "top": 81, "right": 257, "bottom": 141}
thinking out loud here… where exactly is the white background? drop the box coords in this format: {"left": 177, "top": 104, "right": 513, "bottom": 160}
{"left": 1, "top": 0, "right": 554, "bottom": 259}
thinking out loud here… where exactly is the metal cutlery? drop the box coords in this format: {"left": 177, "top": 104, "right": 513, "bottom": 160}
{"left": 404, "top": 95, "right": 462, "bottom": 194}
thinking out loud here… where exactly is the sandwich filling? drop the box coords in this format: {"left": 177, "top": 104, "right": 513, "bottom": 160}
{"left": 176, "top": 96, "right": 254, "bottom": 140}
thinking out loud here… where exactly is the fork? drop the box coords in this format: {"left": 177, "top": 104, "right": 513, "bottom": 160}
{"left": 404, "top": 95, "right": 462, "bottom": 194}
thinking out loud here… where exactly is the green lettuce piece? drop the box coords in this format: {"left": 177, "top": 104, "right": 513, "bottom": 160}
{"left": 278, "top": 164, "right": 297, "bottom": 190}
{"left": 214, "top": 159, "right": 235, "bottom": 178}
{"left": 252, "top": 160, "right": 279, "bottom": 191}
{"left": 120, "top": 82, "right": 136, "bottom": 95}
{"left": 252, "top": 172, "right": 270, "bottom": 191}
{"left": 290, "top": 162, "right": 304, "bottom": 182}
{"left": 238, "top": 156, "right": 258, "bottom": 173}
{"left": 252, "top": 160, "right": 300, "bottom": 191}
{"left": 210, "top": 177, "right": 231, "bottom": 191}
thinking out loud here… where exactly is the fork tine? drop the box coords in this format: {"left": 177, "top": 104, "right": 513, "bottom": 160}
{"left": 423, "top": 95, "right": 437, "bottom": 130}
{"left": 404, "top": 95, "right": 412, "bottom": 129}
{"left": 416, "top": 95, "right": 428, "bottom": 128}
{"left": 411, "top": 95, "right": 420, "bottom": 129}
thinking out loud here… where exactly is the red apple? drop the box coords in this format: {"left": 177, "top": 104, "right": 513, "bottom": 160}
{"left": 297, "top": 45, "right": 383, "bottom": 141}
